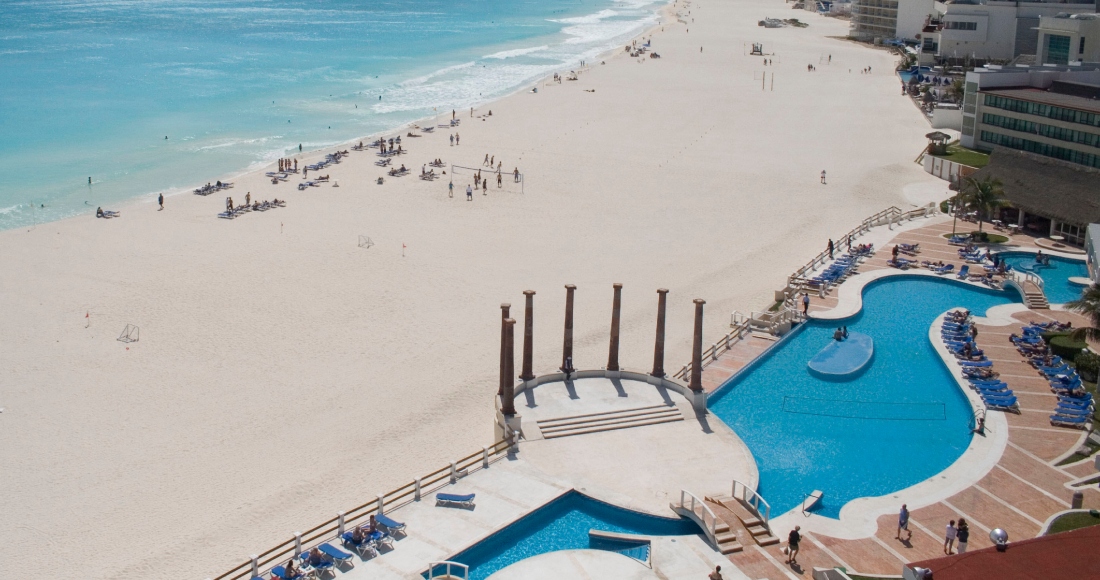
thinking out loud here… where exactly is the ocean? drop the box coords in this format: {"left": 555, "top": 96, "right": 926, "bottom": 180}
{"left": 0, "top": 0, "right": 661, "bottom": 230}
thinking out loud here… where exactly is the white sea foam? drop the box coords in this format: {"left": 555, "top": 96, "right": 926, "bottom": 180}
{"left": 483, "top": 45, "right": 550, "bottom": 60}
{"left": 552, "top": 9, "right": 618, "bottom": 25}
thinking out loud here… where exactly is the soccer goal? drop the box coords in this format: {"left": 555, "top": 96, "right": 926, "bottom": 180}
{"left": 450, "top": 164, "right": 524, "bottom": 194}
{"left": 117, "top": 324, "right": 140, "bottom": 343}
{"left": 358, "top": 235, "right": 375, "bottom": 249}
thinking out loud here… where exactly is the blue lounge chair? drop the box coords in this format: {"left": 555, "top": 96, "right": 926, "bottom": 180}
{"left": 1054, "top": 405, "right": 1091, "bottom": 416}
{"left": 934, "top": 264, "right": 955, "bottom": 275}
{"left": 299, "top": 552, "right": 335, "bottom": 578}
{"left": 341, "top": 531, "right": 377, "bottom": 557}
{"left": 317, "top": 543, "right": 353, "bottom": 567}
{"left": 436, "top": 493, "right": 476, "bottom": 508}
{"left": 956, "top": 265, "right": 970, "bottom": 280}
{"left": 959, "top": 359, "right": 992, "bottom": 367}
{"left": 1050, "top": 414, "right": 1090, "bottom": 428}
{"left": 375, "top": 513, "right": 406, "bottom": 536}
{"left": 270, "top": 566, "right": 305, "bottom": 580}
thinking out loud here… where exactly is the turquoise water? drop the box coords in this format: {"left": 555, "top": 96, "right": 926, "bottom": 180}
{"left": 427, "top": 491, "right": 696, "bottom": 580}
{"left": 0, "top": 0, "right": 659, "bottom": 229}
{"left": 708, "top": 276, "right": 1020, "bottom": 519}
{"left": 996, "top": 251, "right": 1088, "bottom": 305}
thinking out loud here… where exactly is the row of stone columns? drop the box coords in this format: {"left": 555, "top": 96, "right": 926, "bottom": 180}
{"left": 499, "top": 284, "right": 706, "bottom": 414}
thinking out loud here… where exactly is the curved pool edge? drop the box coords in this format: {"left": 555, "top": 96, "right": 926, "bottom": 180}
{"left": 484, "top": 549, "right": 651, "bottom": 579}
{"left": 768, "top": 309, "right": 1017, "bottom": 540}
{"left": 810, "top": 268, "right": 1020, "bottom": 321}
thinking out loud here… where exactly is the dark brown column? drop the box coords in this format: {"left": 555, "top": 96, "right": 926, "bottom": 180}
{"left": 502, "top": 318, "right": 517, "bottom": 415}
{"left": 561, "top": 284, "right": 576, "bottom": 373}
{"left": 651, "top": 288, "right": 670, "bottom": 378}
{"left": 689, "top": 299, "right": 706, "bottom": 391}
{"left": 498, "top": 303, "right": 510, "bottom": 395}
{"left": 607, "top": 283, "right": 623, "bottom": 371}
{"left": 520, "top": 290, "right": 536, "bottom": 381}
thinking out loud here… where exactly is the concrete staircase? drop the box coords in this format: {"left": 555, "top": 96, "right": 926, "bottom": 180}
{"left": 536, "top": 404, "right": 683, "bottom": 439}
{"left": 707, "top": 494, "right": 781, "bottom": 547}
{"left": 1022, "top": 281, "right": 1049, "bottom": 309}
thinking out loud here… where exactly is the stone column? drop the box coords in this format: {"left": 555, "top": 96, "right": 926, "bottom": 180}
{"left": 607, "top": 283, "right": 623, "bottom": 371}
{"left": 561, "top": 284, "right": 576, "bottom": 374}
{"left": 502, "top": 318, "right": 517, "bottom": 415}
{"left": 689, "top": 299, "right": 706, "bottom": 392}
{"left": 520, "top": 290, "right": 536, "bottom": 381}
{"left": 651, "top": 288, "right": 669, "bottom": 378}
{"left": 498, "top": 303, "right": 510, "bottom": 395}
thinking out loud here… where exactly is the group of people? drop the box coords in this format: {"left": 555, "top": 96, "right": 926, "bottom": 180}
{"left": 897, "top": 504, "right": 972, "bottom": 555}
{"left": 831, "top": 326, "right": 850, "bottom": 341}
{"left": 860, "top": 66, "right": 873, "bottom": 74}
{"left": 277, "top": 158, "right": 297, "bottom": 173}
{"left": 449, "top": 133, "right": 461, "bottom": 146}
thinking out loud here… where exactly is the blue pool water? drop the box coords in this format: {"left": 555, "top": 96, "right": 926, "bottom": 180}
{"left": 428, "top": 491, "right": 696, "bottom": 580}
{"left": 996, "top": 251, "right": 1088, "bottom": 305}
{"left": 708, "top": 276, "right": 1020, "bottom": 519}
{"left": 0, "top": 0, "right": 659, "bottom": 229}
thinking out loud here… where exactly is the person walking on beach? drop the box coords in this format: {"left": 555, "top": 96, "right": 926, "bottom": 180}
{"left": 452, "top": 109, "right": 455, "bottom": 121}
{"left": 802, "top": 292, "right": 810, "bottom": 315}
{"left": 466, "top": 184, "right": 473, "bottom": 201}
{"left": 483, "top": 180, "right": 488, "bottom": 195}
{"left": 158, "top": 193, "right": 164, "bottom": 211}
{"left": 448, "top": 181, "right": 454, "bottom": 198}
{"left": 513, "top": 167, "right": 520, "bottom": 182}
{"left": 828, "top": 239, "right": 834, "bottom": 258}
{"left": 786, "top": 526, "right": 801, "bottom": 565}
{"left": 497, "top": 173, "right": 502, "bottom": 188}
{"left": 490, "top": 155, "right": 494, "bottom": 166}
{"left": 897, "top": 504, "right": 912, "bottom": 541}
{"left": 820, "top": 170, "right": 827, "bottom": 184}
{"left": 484, "top": 154, "right": 490, "bottom": 166}
{"left": 944, "top": 519, "right": 957, "bottom": 554}
{"left": 956, "top": 520, "right": 969, "bottom": 553}
{"left": 456, "top": 133, "right": 460, "bottom": 145}
{"left": 450, "top": 134, "right": 454, "bottom": 146}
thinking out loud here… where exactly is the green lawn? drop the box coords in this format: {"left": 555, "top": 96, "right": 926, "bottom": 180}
{"left": 932, "top": 143, "right": 990, "bottom": 169}
{"left": 1047, "top": 511, "right": 1100, "bottom": 534}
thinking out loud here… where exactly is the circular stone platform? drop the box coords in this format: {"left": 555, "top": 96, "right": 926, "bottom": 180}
{"left": 1034, "top": 237, "right": 1086, "bottom": 254}
{"left": 808, "top": 332, "right": 874, "bottom": 378}
{"left": 1069, "top": 276, "right": 1092, "bottom": 287}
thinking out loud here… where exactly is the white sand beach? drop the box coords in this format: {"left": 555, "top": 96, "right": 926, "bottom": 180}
{"left": 0, "top": 1, "right": 949, "bottom": 578}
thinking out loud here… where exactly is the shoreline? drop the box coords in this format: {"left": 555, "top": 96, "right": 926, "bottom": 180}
{"left": 0, "top": 1, "right": 952, "bottom": 577}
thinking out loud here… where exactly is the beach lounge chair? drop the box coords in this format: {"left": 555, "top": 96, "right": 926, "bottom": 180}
{"left": 436, "top": 493, "right": 475, "bottom": 508}
{"left": 1054, "top": 404, "right": 1092, "bottom": 416}
{"left": 317, "top": 543, "right": 353, "bottom": 567}
{"left": 375, "top": 513, "right": 406, "bottom": 536}
{"left": 1050, "top": 414, "right": 1090, "bottom": 428}
{"left": 269, "top": 566, "right": 306, "bottom": 580}
{"left": 984, "top": 396, "right": 1019, "bottom": 412}
{"left": 299, "top": 552, "right": 334, "bottom": 578}
{"left": 958, "top": 359, "right": 992, "bottom": 367}
{"left": 341, "top": 531, "right": 377, "bottom": 557}
{"left": 956, "top": 265, "right": 969, "bottom": 280}
{"left": 934, "top": 264, "right": 954, "bottom": 275}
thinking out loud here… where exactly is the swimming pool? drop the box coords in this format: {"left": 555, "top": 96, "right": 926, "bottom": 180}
{"left": 996, "top": 251, "right": 1088, "bottom": 305}
{"left": 426, "top": 491, "right": 698, "bottom": 580}
{"left": 708, "top": 276, "right": 1020, "bottom": 519}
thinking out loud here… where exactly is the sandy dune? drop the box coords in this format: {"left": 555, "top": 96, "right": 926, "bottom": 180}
{"left": 0, "top": 1, "right": 948, "bottom": 578}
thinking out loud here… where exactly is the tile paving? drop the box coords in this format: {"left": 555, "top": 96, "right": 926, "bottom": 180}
{"left": 694, "top": 217, "right": 1100, "bottom": 578}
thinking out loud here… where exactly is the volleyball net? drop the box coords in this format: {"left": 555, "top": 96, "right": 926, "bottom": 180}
{"left": 449, "top": 164, "right": 524, "bottom": 194}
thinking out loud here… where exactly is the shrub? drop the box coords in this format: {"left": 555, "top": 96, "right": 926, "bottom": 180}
{"left": 940, "top": 200, "right": 951, "bottom": 214}
{"left": 1075, "top": 351, "right": 1100, "bottom": 383}
{"left": 1049, "top": 334, "right": 1089, "bottom": 361}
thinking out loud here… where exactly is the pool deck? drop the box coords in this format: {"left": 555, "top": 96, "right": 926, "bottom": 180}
{"left": 695, "top": 215, "right": 1100, "bottom": 578}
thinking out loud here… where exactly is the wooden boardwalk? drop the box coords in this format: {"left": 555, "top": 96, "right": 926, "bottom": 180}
{"left": 695, "top": 219, "right": 1100, "bottom": 578}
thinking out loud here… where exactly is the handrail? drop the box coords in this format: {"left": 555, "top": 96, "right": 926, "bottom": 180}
{"left": 732, "top": 480, "right": 771, "bottom": 527}
{"left": 428, "top": 561, "right": 470, "bottom": 579}
{"left": 675, "top": 490, "right": 719, "bottom": 544}
{"left": 213, "top": 435, "right": 514, "bottom": 580}
{"left": 673, "top": 319, "right": 752, "bottom": 380}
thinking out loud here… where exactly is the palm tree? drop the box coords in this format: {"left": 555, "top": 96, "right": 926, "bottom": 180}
{"left": 960, "top": 175, "right": 1007, "bottom": 234}
{"left": 1067, "top": 284, "right": 1100, "bottom": 343}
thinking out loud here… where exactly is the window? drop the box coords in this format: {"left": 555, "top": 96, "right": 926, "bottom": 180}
{"left": 979, "top": 130, "right": 1100, "bottom": 168}
{"left": 1046, "top": 34, "right": 1071, "bottom": 65}
{"left": 982, "top": 94, "right": 1100, "bottom": 128}
{"left": 1080, "top": 37, "right": 1086, "bottom": 55}
{"left": 945, "top": 21, "right": 978, "bottom": 31}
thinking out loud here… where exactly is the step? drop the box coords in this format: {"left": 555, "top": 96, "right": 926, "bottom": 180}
{"left": 539, "top": 407, "right": 680, "bottom": 432}
{"left": 539, "top": 409, "right": 682, "bottom": 434}
{"left": 541, "top": 414, "right": 683, "bottom": 439}
{"left": 756, "top": 535, "right": 781, "bottom": 547}
{"left": 747, "top": 524, "right": 771, "bottom": 537}
{"left": 537, "top": 404, "right": 673, "bottom": 426}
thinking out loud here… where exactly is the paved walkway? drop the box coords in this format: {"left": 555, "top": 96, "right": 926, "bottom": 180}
{"left": 691, "top": 216, "right": 1100, "bottom": 578}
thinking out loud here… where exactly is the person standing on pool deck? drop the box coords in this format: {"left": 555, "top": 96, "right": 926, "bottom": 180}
{"left": 956, "top": 519, "right": 969, "bottom": 553}
{"left": 802, "top": 292, "right": 810, "bottom": 315}
{"left": 708, "top": 565, "right": 723, "bottom": 580}
{"left": 828, "top": 238, "right": 834, "bottom": 258}
{"left": 786, "top": 526, "right": 801, "bottom": 564}
{"left": 944, "top": 519, "right": 957, "bottom": 554}
{"left": 897, "top": 504, "right": 912, "bottom": 541}
{"left": 466, "top": 184, "right": 473, "bottom": 201}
